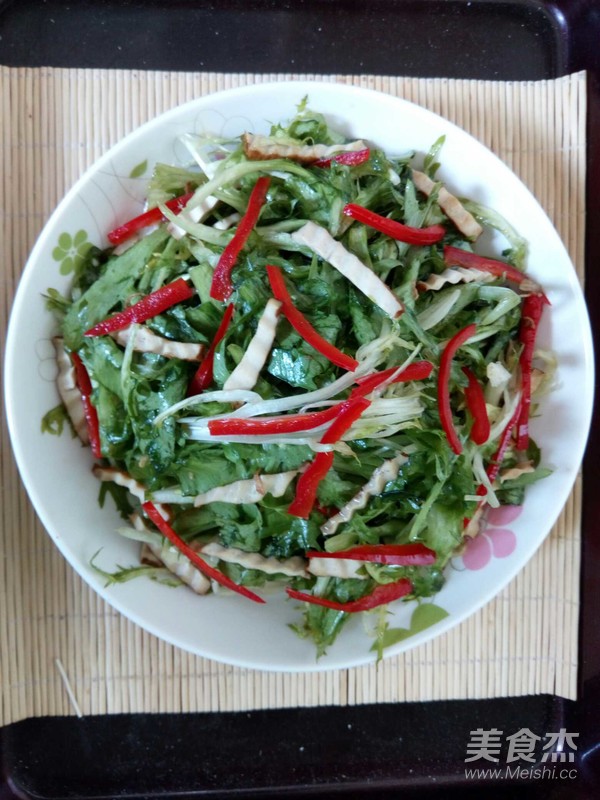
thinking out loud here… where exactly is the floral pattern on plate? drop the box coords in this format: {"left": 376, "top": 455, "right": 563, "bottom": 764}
{"left": 462, "top": 506, "right": 521, "bottom": 571}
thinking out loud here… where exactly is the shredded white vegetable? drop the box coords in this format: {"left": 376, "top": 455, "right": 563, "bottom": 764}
{"left": 291, "top": 221, "right": 405, "bottom": 319}
{"left": 322, "top": 454, "right": 408, "bottom": 536}
{"left": 223, "top": 299, "right": 281, "bottom": 391}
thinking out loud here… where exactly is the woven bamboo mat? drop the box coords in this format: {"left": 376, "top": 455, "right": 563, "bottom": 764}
{"left": 0, "top": 68, "right": 586, "bottom": 725}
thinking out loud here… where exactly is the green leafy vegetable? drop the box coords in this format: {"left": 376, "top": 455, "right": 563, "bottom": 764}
{"left": 41, "top": 404, "right": 74, "bottom": 437}
{"left": 370, "top": 602, "right": 449, "bottom": 659}
{"left": 129, "top": 160, "right": 148, "bottom": 179}
{"left": 91, "top": 550, "right": 179, "bottom": 587}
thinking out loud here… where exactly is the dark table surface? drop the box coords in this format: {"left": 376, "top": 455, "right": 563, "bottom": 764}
{"left": 1, "top": 1, "right": 599, "bottom": 798}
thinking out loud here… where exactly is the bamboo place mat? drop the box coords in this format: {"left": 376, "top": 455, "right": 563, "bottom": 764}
{"left": 0, "top": 67, "right": 586, "bottom": 726}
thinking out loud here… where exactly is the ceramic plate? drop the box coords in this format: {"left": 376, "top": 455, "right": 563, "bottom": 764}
{"left": 4, "top": 81, "right": 594, "bottom": 670}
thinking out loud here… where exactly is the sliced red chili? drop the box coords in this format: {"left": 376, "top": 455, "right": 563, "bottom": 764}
{"left": 343, "top": 203, "right": 446, "bottom": 245}
{"left": 210, "top": 176, "right": 270, "bottom": 301}
{"left": 287, "top": 397, "right": 370, "bottom": 519}
{"left": 473, "top": 396, "right": 523, "bottom": 503}
{"left": 107, "top": 192, "right": 194, "bottom": 246}
{"left": 84, "top": 278, "right": 194, "bottom": 337}
{"left": 71, "top": 352, "right": 102, "bottom": 458}
{"left": 462, "top": 366, "right": 490, "bottom": 445}
{"left": 444, "top": 246, "right": 549, "bottom": 304}
{"left": 515, "top": 293, "right": 545, "bottom": 450}
{"left": 313, "top": 148, "right": 371, "bottom": 168}
{"left": 187, "top": 303, "right": 235, "bottom": 396}
{"left": 468, "top": 402, "right": 521, "bottom": 538}
{"left": 437, "top": 323, "right": 477, "bottom": 455}
{"left": 351, "top": 361, "right": 434, "bottom": 398}
{"left": 266, "top": 264, "right": 359, "bottom": 372}
{"left": 142, "top": 502, "right": 265, "bottom": 604}
{"left": 307, "top": 543, "right": 436, "bottom": 566}
{"left": 486, "top": 397, "right": 523, "bottom": 487}
{"left": 286, "top": 452, "right": 335, "bottom": 520}
{"left": 208, "top": 401, "right": 345, "bottom": 436}
{"left": 286, "top": 578, "right": 413, "bottom": 612}
{"left": 320, "top": 397, "right": 370, "bottom": 444}
{"left": 443, "top": 244, "right": 526, "bottom": 282}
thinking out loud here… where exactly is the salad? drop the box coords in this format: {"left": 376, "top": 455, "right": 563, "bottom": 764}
{"left": 44, "top": 103, "right": 552, "bottom": 657}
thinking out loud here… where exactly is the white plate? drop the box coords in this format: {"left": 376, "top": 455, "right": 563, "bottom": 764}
{"left": 4, "top": 81, "right": 594, "bottom": 671}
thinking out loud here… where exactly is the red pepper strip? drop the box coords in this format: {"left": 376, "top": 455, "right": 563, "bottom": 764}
{"left": 306, "top": 543, "right": 436, "bottom": 566}
{"left": 85, "top": 278, "right": 194, "bottom": 337}
{"left": 437, "top": 323, "right": 477, "bottom": 456}
{"left": 461, "top": 366, "right": 490, "bottom": 445}
{"left": 351, "top": 361, "right": 434, "bottom": 398}
{"left": 208, "top": 401, "right": 345, "bottom": 436}
{"left": 320, "top": 397, "right": 370, "bottom": 444}
{"left": 210, "top": 176, "right": 271, "bottom": 301}
{"left": 515, "top": 293, "right": 545, "bottom": 450}
{"left": 313, "top": 148, "right": 371, "bottom": 167}
{"left": 287, "top": 452, "right": 334, "bottom": 520}
{"left": 286, "top": 578, "right": 413, "bottom": 613}
{"left": 266, "top": 264, "right": 359, "bottom": 372}
{"left": 107, "top": 192, "right": 194, "bottom": 246}
{"left": 71, "top": 352, "right": 102, "bottom": 458}
{"left": 187, "top": 303, "right": 235, "bottom": 396}
{"left": 485, "top": 396, "right": 523, "bottom": 487}
{"left": 472, "top": 397, "right": 523, "bottom": 505}
{"left": 343, "top": 203, "right": 446, "bottom": 245}
{"left": 287, "top": 397, "right": 371, "bottom": 519}
{"left": 142, "top": 502, "right": 265, "bottom": 604}
{"left": 443, "top": 246, "right": 550, "bottom": 304}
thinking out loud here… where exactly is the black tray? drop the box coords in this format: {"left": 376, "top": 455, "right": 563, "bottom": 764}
{"left": 1, "top": 1, "right": 599, "bottom": 798}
